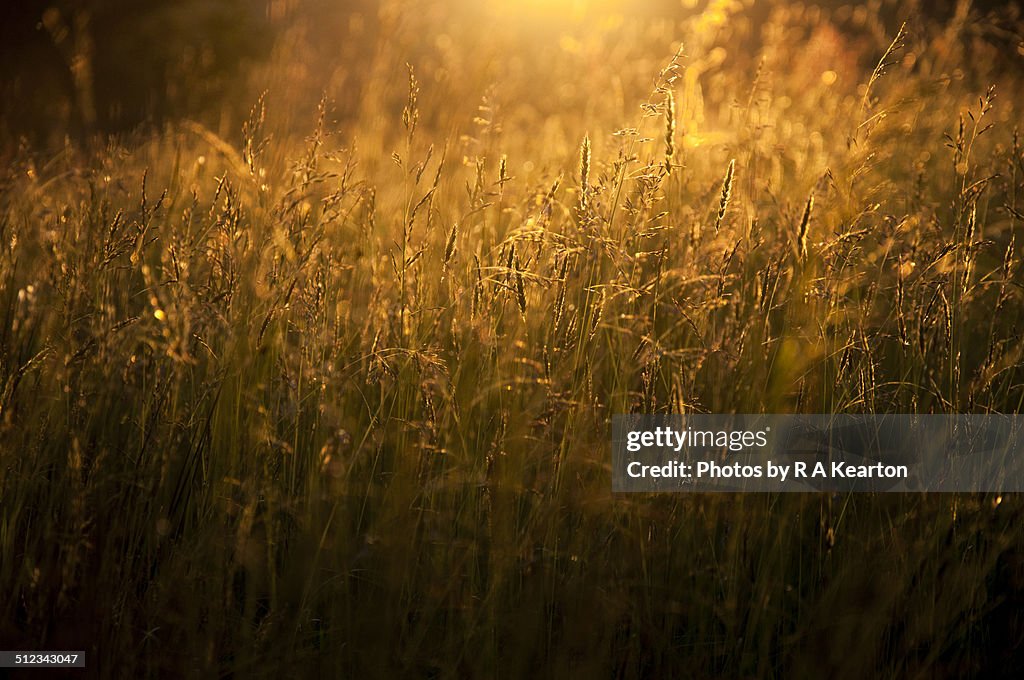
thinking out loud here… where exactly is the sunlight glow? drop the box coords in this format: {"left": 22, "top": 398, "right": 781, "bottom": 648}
{"left": 488, "top": 0, "right": 626, "bottom": 24}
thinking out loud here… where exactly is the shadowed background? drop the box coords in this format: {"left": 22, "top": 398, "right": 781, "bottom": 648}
{"left": 2, "top": 0, "right": 1021, "bottom": 143}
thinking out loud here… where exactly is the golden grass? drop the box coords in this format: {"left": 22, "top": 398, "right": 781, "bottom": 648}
{"left": 2, "top": 1, "right": 1024, "bottom": 676}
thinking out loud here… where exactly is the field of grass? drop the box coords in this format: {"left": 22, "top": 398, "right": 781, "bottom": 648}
{"left": 2, "top": 0, "right": 1024, "bottom": 676}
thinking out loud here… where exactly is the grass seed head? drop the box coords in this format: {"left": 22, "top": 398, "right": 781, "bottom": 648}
{"left": 798, "top": 192, "right": 814, "bottom": 261}
{"left": 443, "top": 222, "right": 458, "bottom": 266}
{"left": 579, "top": 134, "right": 591, "bottom": 212}
{"left": 664, "top": 90, "right": 676, "bottom": 175}
{"left": 714, "top": 159, "right": 735, "bottom": 233}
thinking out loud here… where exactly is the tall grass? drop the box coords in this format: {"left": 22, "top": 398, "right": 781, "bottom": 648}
{"left": 2, "top": 1, "right": 1024, "bottom": 676}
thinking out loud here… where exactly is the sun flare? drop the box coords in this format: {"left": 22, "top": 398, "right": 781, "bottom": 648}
{"left": 487, "top": 0, "right": 625, "bottom": 23}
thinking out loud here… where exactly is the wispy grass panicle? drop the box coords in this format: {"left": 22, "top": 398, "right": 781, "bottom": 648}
{"left": 861, "top": 22, "right": 907, "bottom": 116}
{"left": 242, "top": 92, "right": 269, "bottom": 177}
{"left": 402, "top": 63, "right": 420, "bottom": 142}
{"left": 855, "top": 22, "right": 907, "bottom": 143}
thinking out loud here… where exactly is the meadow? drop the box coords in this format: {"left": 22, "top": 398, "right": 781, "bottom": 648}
{"left": 2, "top": 0, "right": 1024, "bottom": 676}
